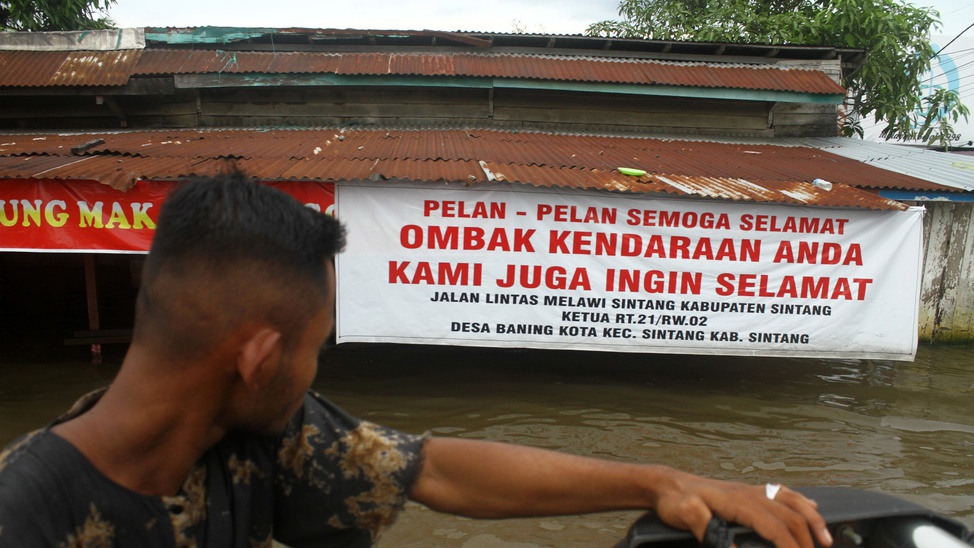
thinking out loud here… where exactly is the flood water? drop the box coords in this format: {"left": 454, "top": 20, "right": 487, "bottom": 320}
{"left": 1, "top": 343, "right": 972, "bottom": 547}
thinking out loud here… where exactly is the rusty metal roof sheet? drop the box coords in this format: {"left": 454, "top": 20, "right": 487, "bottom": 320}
{"left": 0, "top": 128, "right": 936, "bottom": 210}
{"left": 0, "top": 46, "right": 843, "bottom": 95}
{"left": 600, "top": 133, "right": 974, "bottom": 193}
{"left": 0, "top": 50, "right": 142, "bottom": 87}
{"left": 133, "top": 50, "right": 844, "bottom": 95}
{"left": 7, "top": 128, "right": 941, "bottom": 191}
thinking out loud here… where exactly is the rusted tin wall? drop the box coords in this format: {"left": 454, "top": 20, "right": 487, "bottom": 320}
{"left": 919, "top": 201, "right": 974, "bottom": 343}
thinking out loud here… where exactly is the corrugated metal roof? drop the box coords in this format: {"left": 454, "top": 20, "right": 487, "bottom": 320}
{"left": 1, "top": 128, "right": 943, "bottom": 191}
{"left": 0, "top": 128, "right": 929, "bottom": 210}
{"left": 133, "top": 50, "right": 845, "bottom": 95}
{"left": 0, "top": 47, "right": 843, "bottom": 95}
{"left": 0, "top": 28, "right": 145, "bottom": 51}
{"left": 0, "top": 50, "right": 142, "bottom": 87}
{"left": 635, "top": 134, "right": 974, "bottom": 193}
{"left": 787, "top": 137, "right": 974, "bottom": 192}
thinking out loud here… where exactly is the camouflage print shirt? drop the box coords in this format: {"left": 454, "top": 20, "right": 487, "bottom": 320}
{"left": 0, "top": 389, "right": 428, "bottom": 548}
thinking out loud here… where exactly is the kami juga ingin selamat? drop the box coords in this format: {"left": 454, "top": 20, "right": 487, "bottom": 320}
{"left": 390, "top": 260, "right": 871, "bottom": 301}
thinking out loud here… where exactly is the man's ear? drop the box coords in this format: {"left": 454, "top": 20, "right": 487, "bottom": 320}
{"left": 236, "top": 327, "right": 282, "bottom": 390}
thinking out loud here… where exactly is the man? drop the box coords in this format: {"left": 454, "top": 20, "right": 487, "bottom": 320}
{"left": 0, "top": 173, "right": 832, "bottom": 547}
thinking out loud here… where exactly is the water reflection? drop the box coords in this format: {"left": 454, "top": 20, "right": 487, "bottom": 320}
{"left": 0, "top": 344, "right": 971, "bottom": 547}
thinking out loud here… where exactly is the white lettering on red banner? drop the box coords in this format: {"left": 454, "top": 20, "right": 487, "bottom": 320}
{"left": 335, "top": 183, "right": 924, "bottom": 360}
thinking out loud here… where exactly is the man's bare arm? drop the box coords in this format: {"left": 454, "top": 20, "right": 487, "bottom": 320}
{"left": 409, "top": 437, "right": 832, "bottom": 548}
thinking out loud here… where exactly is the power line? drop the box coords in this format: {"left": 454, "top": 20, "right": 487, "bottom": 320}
{"left": 931, "top": 47, "right": 974, "bottom": 58}
{"left": 920, "top": 48, "right": 974, "bottom": 87}
{"left": 952, "top": 79, "right": 974, "bottom": 94}
{"left": 934, "top": 21, "right": 974, "bottom": 56}
{"left": 943, "top": 57, "right": 974, "bottom": 72}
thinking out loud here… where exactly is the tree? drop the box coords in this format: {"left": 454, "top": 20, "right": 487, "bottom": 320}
{"left": 917, "top": 88, "right": 970, "bottom": 151}
{"left": 587, "top": 0, "right": 969, "bottom": 146}
{"left": 1, "top": 0, "right": 115, "bottom": 32}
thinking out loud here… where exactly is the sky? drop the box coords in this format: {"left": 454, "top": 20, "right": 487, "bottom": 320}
{"left": 106, "top": 0, "right": 973, "bottom": 39}
{"left": 106, "top": 0, "right": 620, "bottom": 36}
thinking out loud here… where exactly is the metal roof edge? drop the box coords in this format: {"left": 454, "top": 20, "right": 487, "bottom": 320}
{"left": 139, "top": 27, "right": 866, "bottom": 63}
{"left": 171, "top": 73, "right": 493, "bottom": 89}
{"left": 144, "top": 27, "right": 277, "bottom": 45}
{"left": 494, "top": 80, "right": 844, "bottom": 103}
{"left": 0, "top": 28, "right": 145, "bottom": 51}
{"left": 879, "top": 190, "right": 974, "bottom": 202}
{"left": 168, "top": 73, "right": 842, "bottom": 103}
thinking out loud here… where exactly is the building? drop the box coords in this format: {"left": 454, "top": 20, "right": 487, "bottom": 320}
{"left": 1, "top": 27, "right": 971, "bottom": 361}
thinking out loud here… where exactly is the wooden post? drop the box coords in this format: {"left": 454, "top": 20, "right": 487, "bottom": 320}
{"left": 83, "top": 254, "right": 102, "bottom": 364}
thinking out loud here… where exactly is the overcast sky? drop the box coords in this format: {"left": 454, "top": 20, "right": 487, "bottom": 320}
{"left": 107, "top": 0, "right": 973, "bottom": 39}
{"left": 107, "top": 0, "right": 618, "bottom": 36}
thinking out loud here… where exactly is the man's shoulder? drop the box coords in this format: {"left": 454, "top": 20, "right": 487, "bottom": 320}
{"left": 0, "top": 388, "right": 107, "bottom": 477}
{"left": 0, "top": 430, "right": 76, "bottom": 545}
{"left": 0, "top": 389, "right": 109, "bottom": 491}
{"left": 0, "top": 428, "right": 110, "bottom": 513}
{"left": 0, "top": 429, "right": 86, "bottom": 502}
{"left": 1, "top": 427, "right": 170, "bottom": 547}
{"left": 0, "top": 429, "right": 50, "bottom": 479}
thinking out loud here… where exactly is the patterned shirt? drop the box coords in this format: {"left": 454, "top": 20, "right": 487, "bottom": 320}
{"left": 0, "top": 389, "right": 427, "bottom": 547}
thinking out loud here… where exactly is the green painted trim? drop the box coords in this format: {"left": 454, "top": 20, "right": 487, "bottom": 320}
{"left": 145, "top": 27, "right": 277, "bottom": 45}
{"left": 494, "top": 78, "right": 844, "bottom": 104}
{"left": 172, "top": 73, "right": 842, "bottom": 104}
{"left": 174, "top": 73, "right": 492, "bottom": 89}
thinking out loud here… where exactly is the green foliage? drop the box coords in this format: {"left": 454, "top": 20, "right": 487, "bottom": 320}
{"left": 916, "top": 88, "right": 971, "bottom": 150}
{"left": 1, "top": 0, "right": 116, "bottom": 32}
{"left": 588, "top": 0, "right": 967, "bottom": 145}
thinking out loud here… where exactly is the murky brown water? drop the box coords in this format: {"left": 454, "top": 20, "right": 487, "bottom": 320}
{"left": 1, "top": 344, "right": 972, "bottom": 547}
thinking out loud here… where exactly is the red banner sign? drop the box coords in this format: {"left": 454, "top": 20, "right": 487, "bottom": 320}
{"left": 0, "top": 179, "right": 335, "bottom": 253}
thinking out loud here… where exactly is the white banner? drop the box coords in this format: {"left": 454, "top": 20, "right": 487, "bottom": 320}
{"left": 335, "top": 182, "right": 924, "bottom": 360}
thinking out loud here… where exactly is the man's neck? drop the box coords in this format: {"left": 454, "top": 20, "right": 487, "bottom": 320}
{"left": 52, "top": 347, "right": 231, "bottom": 496}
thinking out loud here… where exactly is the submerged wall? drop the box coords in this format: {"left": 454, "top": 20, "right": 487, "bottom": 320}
{"left": 919, "top": 201, "right": 974, "bottom": 343}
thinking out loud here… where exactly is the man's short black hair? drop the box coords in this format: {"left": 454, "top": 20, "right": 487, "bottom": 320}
{"left": 134, "top": 172, "right": 345, "bottom": 360}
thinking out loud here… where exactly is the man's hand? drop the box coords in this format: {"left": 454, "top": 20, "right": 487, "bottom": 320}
{"left": 410, "top": 437, "right": 832, "bottom": 548}
{"left": 652, "top": 470, "right": 833, "bottom": 548}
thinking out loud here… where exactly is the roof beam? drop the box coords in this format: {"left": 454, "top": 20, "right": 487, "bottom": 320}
{"left": 96, "top": 95, "right": 127, "bottom": 127}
